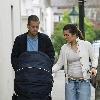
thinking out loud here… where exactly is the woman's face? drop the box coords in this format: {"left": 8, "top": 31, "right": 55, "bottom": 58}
{"left": 63, "top": 30, "right": 77, "bottom": 43}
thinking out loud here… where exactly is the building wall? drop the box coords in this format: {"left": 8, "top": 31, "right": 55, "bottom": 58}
{"left": 21, "top": 0, "right": 41, "bottom": 34}
{"left": 45, "top": 7, "right": 54, "bottom": 37}
{"left": 21, "top": 0, "right": 54, "bottom": 37}
{"left": 0, "top": 0, "right": 21, "bottom": 100}
{"left": 51, "top": 0, "right": 100, "bottom": 27}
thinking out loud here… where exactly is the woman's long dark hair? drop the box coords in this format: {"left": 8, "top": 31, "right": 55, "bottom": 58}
{"left": 63, "top": 24, "right": 84, "bottom": 40}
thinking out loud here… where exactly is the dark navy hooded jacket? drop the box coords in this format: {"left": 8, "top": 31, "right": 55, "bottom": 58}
{"left": 11, "top": 32, "right": 55, "bottom": 70}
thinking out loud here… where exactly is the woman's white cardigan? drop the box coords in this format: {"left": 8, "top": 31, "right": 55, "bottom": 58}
{"left": 52, "top": 38, "right": 98, "bottom": 83}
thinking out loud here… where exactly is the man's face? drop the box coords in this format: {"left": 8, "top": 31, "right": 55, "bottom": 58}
{"left": 27, "top": 21, "right": 40, "bottom": 36}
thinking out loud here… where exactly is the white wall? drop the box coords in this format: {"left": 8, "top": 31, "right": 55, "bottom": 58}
{"left": 21, "top": 0, "right": 54, "bottom": 37}
{"left": 0, "top": 0, "right": 21, "bottom": 100}
{"left": 21, "top": 0, "right": 41, "bottom": 34}
{"left": 45, "top": 7, "right": 54, "bottom": 37}
{"left": 21, "top": 16, "right": 28, "bottom": 34}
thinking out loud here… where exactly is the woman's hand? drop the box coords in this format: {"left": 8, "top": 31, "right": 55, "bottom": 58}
{"left": 90, "top": 67, "right": 97, "bottom": 76}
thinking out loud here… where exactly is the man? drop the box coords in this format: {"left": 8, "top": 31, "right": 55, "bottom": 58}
{"left": 11, "top": 15, "right": 55, "bottom": 100}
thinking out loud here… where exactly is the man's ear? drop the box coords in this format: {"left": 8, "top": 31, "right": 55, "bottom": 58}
{"left": 27, "top": 24, "right": 29, "bottom": 29}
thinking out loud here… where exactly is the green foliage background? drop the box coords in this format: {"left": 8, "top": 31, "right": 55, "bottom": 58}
{"left": 85, "top": 18, "right": 96, "bottom": 42}
{"left": 52, "top": 10, "right": 97, "bottom": 56}
{"left": 51, "top": 12, "right": 70, "bottom": 56}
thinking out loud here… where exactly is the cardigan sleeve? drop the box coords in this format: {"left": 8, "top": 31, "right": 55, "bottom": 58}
{"left": 86, "top": 41, "right": 98, "bottom": 68}
{"left": 52, "top": 46, "right": 64, "bottom": 73}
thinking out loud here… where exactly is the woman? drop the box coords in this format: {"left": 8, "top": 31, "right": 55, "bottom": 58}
{"left": 52, "top": 24, "right": 98, "bottom": 100}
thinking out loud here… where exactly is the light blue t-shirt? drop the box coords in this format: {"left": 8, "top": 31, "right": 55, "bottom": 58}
{"left": 27, "top": 35, "right": 38, "bottom": 51}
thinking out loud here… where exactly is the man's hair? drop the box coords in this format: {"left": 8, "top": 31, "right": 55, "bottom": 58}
{"left": 28, "top": 15, "right": 39, "bottom": 25}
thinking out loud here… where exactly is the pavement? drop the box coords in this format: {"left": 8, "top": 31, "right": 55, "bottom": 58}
{"left": 52, "top": 70, "right": 95, "bottom": 100}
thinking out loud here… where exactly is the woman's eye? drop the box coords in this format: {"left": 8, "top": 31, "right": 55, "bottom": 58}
{"left": 64, "top": 34, "right": 69, "bottom": 36}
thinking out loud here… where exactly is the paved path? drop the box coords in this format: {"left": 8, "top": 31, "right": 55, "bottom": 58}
{"left": 52, "top": 70, "right": 95, "bottom": 100}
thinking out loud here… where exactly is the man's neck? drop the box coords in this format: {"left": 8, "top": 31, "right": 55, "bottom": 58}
{"left": 28, "top": 32, "right": 38, "bottom": 38}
